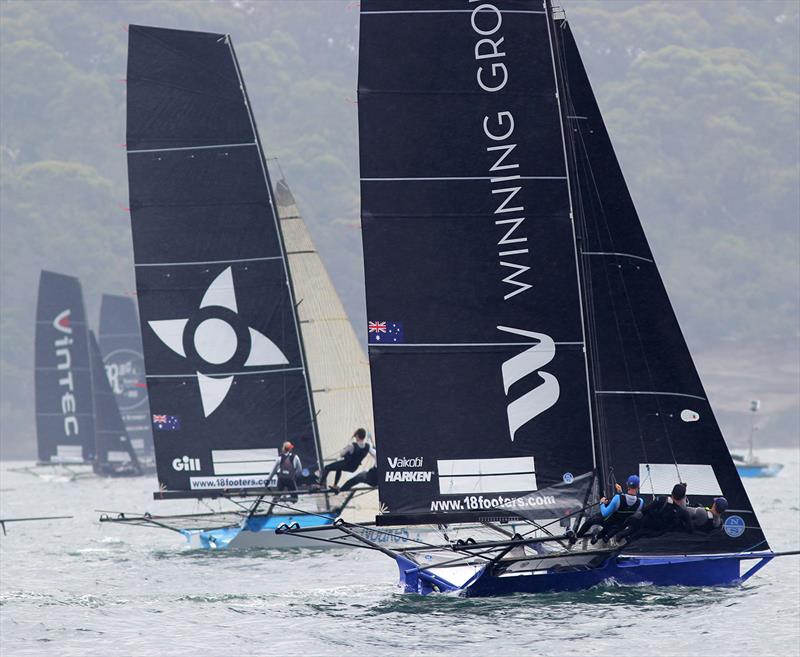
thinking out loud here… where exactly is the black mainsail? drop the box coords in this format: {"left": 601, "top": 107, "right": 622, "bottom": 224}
{"left": 89, "top": 329, "right": 140, "bottom": 473}
{"left": 125, "top": 25, "right": 320, "bottom": 494}
{"left": 34, "top": 271, "right": 96, "bottom": 464}
{"left": 359, "top": 1, "right": 766, "bottom": 555}
{"left": 360, "top": 0, "right": 594, "bottom": 524}
{"left": 98, "top": 294, "right": 153, "bottom": 457}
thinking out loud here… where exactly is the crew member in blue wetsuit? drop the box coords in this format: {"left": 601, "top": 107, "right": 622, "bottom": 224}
{"left": 615, "top": 482, "right": 693, "bottom": 543}
{"left": 319, "top": 428, "right": 374, "bottom": 491}
{"left": 568, "top": 475, "right": 644, "bottom": 546}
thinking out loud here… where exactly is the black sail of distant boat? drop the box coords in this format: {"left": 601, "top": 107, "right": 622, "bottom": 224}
{"left": 34, "top": 271, "right": 96, "bottom": 464}
{"left": 89, "top": 330, "right": 140, "bottom": 473}
{"left": 98, "top": 294, "right": 153, "bottom": 456}
{"left": 359, "top": 0, "right": 766, "bottom": 554}
{"left": 125, "top": 25, "right": 320, "bottom": 493}
{"left": 554, "top": 20, "right": 766, "bottom": 553}
{"left": 360, "top": 0, "right": 594, "bottom": 525}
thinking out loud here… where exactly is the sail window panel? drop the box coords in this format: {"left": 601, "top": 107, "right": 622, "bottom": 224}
{"left": 363, "top": 214, "right": 582, "bottom": 343}
{"left": 54, "top": 445, "right": 85, "bottom": 463}
{"left": 359, "top": 4, "right": 554, "bottom": 97}
{"left": 127, "top": 25, "right": 252, "bottom": 151}
{"left": 135, "top": 262, "right": 302, "bottom": 377}
{"left": 586, "top": 259, "right": 705, "bottom": 396}
{"left": 438, "top": 457, "right": 537, "bottom": 495}
{"left": 107, "top": 450, "right": 133, "bottom": 463}
{"left": 150, "top": 371, "right": 316, "bottom": 491}
{"left": 211, "top": 448, "right": 278, "bottom": 476}
{"left": 361, "top": 178, "right": 570, "bottom": 220}
{"left": 359, "top": 94, "right": 565, "bottom": 180}
{"left": 638, "top": 463, "right": 722, "bottom": 496}
{"left": 373, "top": 348, "right": 593, "bottom": 515}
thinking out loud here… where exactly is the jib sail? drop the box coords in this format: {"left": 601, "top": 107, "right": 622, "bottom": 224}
{"left": 273, "top": 170, "right": 377, "bottom": 521}
{"left": 359, "top": 1, "right": 595, "bottom": 525}
{"left": 34, "top": 271, "right": 96, "bottom": 464}
{"left": 554, "top": 19, "right": 766, "bottom": 553}
{"left": 125, "top": 25, "right": 319, "bottom": 493}
{"left": 89, "top": 330, "right": 139, "bottom": 470}
{"left": 98, "top": 294, "right": 153, "bottom": 456}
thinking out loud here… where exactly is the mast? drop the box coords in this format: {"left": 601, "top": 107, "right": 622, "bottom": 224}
{"left": 544, "top": 0, "right": 603, "bottom": 492}
{"left": 224, "top": 37, "right": 325, "bottom": 483}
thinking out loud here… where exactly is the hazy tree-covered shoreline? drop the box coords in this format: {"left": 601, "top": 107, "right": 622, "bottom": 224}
{"left": 1, "top": 0, "right": 798, "bottom": 457}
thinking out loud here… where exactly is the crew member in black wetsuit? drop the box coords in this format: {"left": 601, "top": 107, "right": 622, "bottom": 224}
{"left": 319, "top": 428, "right": 373, "bottom": 491}
{"left": 267, "top": 441, "right": 302, "bottom": 502}
{"left": 568, "top": 475, "right": 644, "bottom": 546}
{"left": 686, "top": 496, "right": 728, "bottom": 532}
{"left": 616, "top": 482, "right": 693, "bottom": 543}
{"left": 338, "top": 465, "right": 379, "bottom": 492}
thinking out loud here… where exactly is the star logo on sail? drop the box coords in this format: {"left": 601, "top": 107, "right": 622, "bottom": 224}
{"left": 148, "top": 267, "right": 289, "bottom": 417}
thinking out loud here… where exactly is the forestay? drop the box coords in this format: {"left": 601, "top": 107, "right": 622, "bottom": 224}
{"left": 125, "top": 25, "right": 320, "bottom": 493}
{"left": 359, "top": 0, "right": 595, "bottom": 525}
{"left": 98, "top": 294, "right": 153, "bottom": 456}
{"left": 34, "top": 271, "right": 96, "bottom": 464}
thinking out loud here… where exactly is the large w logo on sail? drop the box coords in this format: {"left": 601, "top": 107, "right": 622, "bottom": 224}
{"left": 497, "top": 326, "right": 560, "bottom": 441}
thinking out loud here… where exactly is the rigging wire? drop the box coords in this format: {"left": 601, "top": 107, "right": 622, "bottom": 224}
{"left": 555, "top": 21, "right": 687, "bottom": 487}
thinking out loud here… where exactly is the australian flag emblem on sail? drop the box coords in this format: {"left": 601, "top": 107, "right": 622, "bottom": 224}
{"left": 152, "top": 414, "right": 180, "bottom": 431}
{"left": 368, "top": 321, "right": 404, "bottom": 344}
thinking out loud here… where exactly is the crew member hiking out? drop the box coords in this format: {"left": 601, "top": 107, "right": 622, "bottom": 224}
{"left": 319, "top": 428, "right": 373, "bottom": 491}
{"left": 615, "top": 482, "right": 694, "bottom": 543}
{"left": 338, "top": 465, "right": 378, "bottom": 492}
{"left": 267, "top": 441, "right": 302, "bottom": 503}
{"left": 568, "top": 475, "right": 644, "bottom": 546}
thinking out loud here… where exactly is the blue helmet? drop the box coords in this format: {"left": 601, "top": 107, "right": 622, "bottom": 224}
{"left": 713, "top": 497, "right": 728, "bottom": 512}
{"left": 626, "top": 475, "right": 641, "bottom": 489}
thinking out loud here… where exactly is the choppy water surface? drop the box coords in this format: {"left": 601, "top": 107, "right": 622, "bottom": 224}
{"left": 2, "top": 449, "right": 798, "bottom": 656}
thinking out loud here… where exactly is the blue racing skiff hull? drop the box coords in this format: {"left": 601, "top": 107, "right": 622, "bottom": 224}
{"left": 396, "top": 552, "right": 774, "bottom": 597}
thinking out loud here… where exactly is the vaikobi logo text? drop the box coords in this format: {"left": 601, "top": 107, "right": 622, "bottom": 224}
{"left": 387, "top": 456, "right": 423, "bottom": 469}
